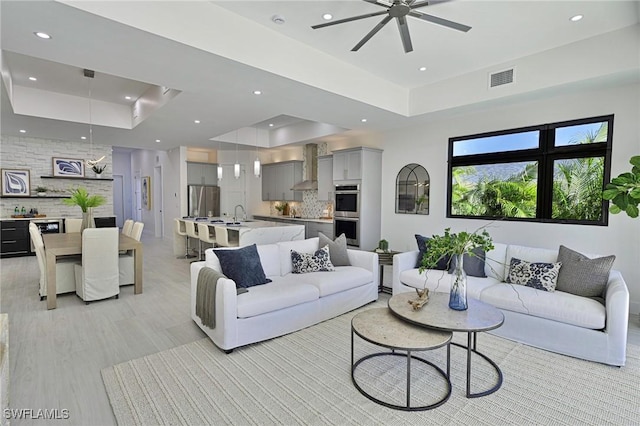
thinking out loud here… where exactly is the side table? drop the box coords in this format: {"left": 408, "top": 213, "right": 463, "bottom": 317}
{"left": 375, "top": 250, "right": 400, "bottom": 294}
{"left": 351, "top": 308, "right": 452, "bottom": 411}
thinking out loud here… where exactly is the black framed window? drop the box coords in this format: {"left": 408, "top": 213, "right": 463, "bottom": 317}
{"left": 447, "top": 115, "right": 613, "bottom": 225}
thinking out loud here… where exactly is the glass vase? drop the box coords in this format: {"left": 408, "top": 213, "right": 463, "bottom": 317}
{"left": 449, "top": 253, "right": 468, "bottom": 310}
{"left": 81, "top": 207, "right": 95, "bottom": 233}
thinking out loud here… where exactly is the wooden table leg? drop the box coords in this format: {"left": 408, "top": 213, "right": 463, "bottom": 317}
{"left": 46, "top": 251, "right": 57, "bottom": 310}
{"left": 134, "top": 245, "right": 143, "bottom": 294}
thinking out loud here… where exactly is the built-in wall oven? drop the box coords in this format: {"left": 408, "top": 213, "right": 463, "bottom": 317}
{"left": 334, "top": 185, "right": 359, "bottom": 218}
{"left": 334, "top": 217, "right": 359, "bottom": 247}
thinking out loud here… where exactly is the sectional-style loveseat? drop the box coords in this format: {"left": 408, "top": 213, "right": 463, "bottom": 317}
{"left": 393, "top": 243, "right": 629, "bottom": 366}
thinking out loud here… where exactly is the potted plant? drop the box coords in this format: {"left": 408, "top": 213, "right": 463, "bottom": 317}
{"left": 34, "top": 186, "right": 49, "bottom": 196}
{"left": 602, "top": 155, "right": 640, "bottom": 218}
{"left": 418, "top": 226, "right": 494, "bottom": 311}
{"left": 62, "top": 187, "right": 106, "bottom": 231}
{"left": 376, "top": 239, "right": 389, "bottom": 253}
{"left": 92, "top": 164, "right": 107, "bottom": 178}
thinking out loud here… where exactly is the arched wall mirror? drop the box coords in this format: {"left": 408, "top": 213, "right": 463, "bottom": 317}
{"left": 395, "top": 163, "right": 430, "bottom": 215}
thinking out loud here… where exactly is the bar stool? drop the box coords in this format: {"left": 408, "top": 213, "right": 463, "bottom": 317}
{"left": 214, "top": 225, "right": 231, "bottom": 247}
{"left": 184, "top": 220, "right": 201, "bottom": 260}
{"left": 197, "top": 223, "right": 217, "bottom": 259}
{"left": 174, "top": 219, "right": 195, "bottom": 259}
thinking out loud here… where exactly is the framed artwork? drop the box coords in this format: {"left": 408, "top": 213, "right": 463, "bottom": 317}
{"left": 1, "top": 169, "right": 31, "bottom": 197}
{"left": 142, "top": 176, "right": 151, "bottom": 210}
{"left": 52, "top": 157, "right": 85, "bottom": 177}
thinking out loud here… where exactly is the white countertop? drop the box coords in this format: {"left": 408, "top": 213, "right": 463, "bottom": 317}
{"left": 181, "top": 218, "right": 304, "bottom": 229}
{"left": 0, "top": 216, "right": 68, "bottom": 221}
{"left": 252, "top": 215, "right": 333, "bottom": 224}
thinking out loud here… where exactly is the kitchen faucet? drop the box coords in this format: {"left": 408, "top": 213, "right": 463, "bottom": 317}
{"left": 233, "top": 204, "right": 246, "bottom": 222}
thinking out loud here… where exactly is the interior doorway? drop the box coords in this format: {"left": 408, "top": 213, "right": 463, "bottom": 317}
{"left": 112, "top": 174, "right": 125, "bottom": 228}
{"left": 154, "top": 166, "right": 164, "bottom": 238}
{"left": 134, "top": 171, "right": 142, "bottom": 222}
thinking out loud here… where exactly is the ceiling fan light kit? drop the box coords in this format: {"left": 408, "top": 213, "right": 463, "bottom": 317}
{"left": 311, "top": 0, "right": 471, "bottom": 53}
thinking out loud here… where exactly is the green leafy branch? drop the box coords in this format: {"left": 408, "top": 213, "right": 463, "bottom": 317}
{"left": 602, "top": 155, "right": 640, "bottom": 218}
{"left": 62, "top": 187, "right": 106, "bottom": 212}
{"left": 418, "top": 226, "right": 494, "bottom": 274}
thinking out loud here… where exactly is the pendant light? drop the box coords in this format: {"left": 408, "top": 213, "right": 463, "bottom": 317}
{"left": 234, "top": 130, "right": 240, "bottom": 179}
{"left": 217, "top": 141, "right": 223, "bottom": 180}
{"left": 253, "top": 127, "right": 261, "bottom": 178}
{"left": 83, "top": 69, "right": 105, "bottom": 167}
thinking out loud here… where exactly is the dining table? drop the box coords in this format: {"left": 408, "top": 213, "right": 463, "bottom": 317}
{"left": 42, "top": 232, "right": 143, "bottom": 309}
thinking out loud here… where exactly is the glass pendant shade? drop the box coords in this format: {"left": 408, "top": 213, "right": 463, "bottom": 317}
{"left": 254, "top": 158, "right": 261, "bottom": 177}
{"left": 234, "top": 163, "right": 240, "bottom": 179}
{"left": 217, "top": 164, "right": 223, "bottom": 180}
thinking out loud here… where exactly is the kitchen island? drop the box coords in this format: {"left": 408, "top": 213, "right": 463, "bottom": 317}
{"left": 174, "top": 218, "right": 305, "bottom": 255}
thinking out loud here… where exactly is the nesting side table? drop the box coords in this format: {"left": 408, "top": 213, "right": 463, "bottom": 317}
{"left": 351, "top": 308, "right": 452, "bottom": 411}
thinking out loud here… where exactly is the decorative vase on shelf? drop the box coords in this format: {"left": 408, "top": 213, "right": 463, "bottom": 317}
{"left": 95, "top": 173, "right": 103, "bottom": 179}
{"left": 81, "top": 208, "right": 95, "bottom": 232}
{"left": 449, "top": 253, "right": 468, "bottom": 310}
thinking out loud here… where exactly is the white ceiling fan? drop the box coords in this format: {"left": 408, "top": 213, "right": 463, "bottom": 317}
{"left": 311, "top": 0, "right": 471, "bottom": 53}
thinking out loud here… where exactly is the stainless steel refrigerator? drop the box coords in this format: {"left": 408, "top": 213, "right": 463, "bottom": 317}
{"left": 187, "top": 185, "right": 220, "bottom": 217}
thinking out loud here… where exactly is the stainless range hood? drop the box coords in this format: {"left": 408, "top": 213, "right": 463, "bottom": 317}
{"left": 291, "top": 144, "right": 318, "bottom": 191}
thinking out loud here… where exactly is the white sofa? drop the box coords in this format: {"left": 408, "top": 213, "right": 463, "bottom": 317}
{"left": 190, "top": 237, "right": 379, "bottom": 352}
{"left": 393, "top": 243, "right": 629, "bottom": 366}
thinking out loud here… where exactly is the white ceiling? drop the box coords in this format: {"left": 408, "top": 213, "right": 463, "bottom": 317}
{"left": 1, "top": 1, "right": 639, "bottom": 152}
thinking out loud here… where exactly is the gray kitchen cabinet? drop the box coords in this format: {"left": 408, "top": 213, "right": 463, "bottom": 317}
{"left": 306, "top": 221, "right": 333, "bottom": 239}
{"left": 332, "top": 148, "right": 362, "bottom": 181}
{"left": 317, "top": 155, "right": 334, "bottom": 201}
{"left": 261, "top": 161, "right": 303, "bottom": 201}
{"left": 187, "top": 162, "right": 218, "bottom": 185}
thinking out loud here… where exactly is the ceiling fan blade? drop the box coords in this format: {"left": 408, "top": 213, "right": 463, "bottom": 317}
{"left": 352, "top": 15, "right": 393, "bottom": 51}
{"left": 396, "top": 16, "right": 413, "bottom": 53}
{"left": 363, "top": 0, "right": 393, "bottom": 8}
{"left": 312, "top": 10, "right": 388, "bottom": 29}
{"left": 409, "top": 10, "right": 471, "bottom": 32}
{"left": 410, "top": 0, "right": 452, "bottom": 8}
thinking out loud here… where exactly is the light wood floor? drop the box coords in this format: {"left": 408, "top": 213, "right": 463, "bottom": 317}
{"left": 1, "top": 235, "right": 639, "bottom": 425}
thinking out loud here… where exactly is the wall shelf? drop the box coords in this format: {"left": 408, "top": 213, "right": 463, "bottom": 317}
{"left": 40, "top": 176, "right": 113, "bottom": 181}
{"left": 1, "top": 196, "right": 69, "bottom": 199}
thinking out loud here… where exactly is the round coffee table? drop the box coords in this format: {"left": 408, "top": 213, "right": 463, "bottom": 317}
{"left": 388, "top": 292, "right": 504, "bottom": 398}
{"left": 351, "top": 308, "right": 452, "bottom": 411}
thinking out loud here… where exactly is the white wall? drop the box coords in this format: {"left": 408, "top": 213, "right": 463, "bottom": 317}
{"left": 112, "top": 149, "right": 132, "bottom": 221}
{"left": 381, "top": 81, "right": 640, "bottom": 313}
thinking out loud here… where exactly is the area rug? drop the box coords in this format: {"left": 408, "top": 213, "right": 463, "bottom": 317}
{"left": 102, "top": 303, "right": 640, "bottom": 425}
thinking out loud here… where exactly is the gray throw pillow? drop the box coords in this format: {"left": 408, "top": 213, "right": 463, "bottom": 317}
{"left": 414, "top": 234, "right": 450, "bottom": 270}
{"left": 448, "top": 247, "right": 487, "bottom": 278}
{"left": 213, "top": 244, "right": 272, "bottom": 289}
{"left": 318, "top": 232, "right": 351, "bottom": 266}
{"left": 556, "top": 245, "right": 615, "bottom": 298}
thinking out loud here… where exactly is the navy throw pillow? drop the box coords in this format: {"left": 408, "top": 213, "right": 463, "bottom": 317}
{"left": 448, "top": 247, "right": 487, "bottom": 278}
{"left": 213, "top": 244, "right": 272, "bottom": 289}
{"left": 415, "top": 234, "right": 450, "bottom": 270}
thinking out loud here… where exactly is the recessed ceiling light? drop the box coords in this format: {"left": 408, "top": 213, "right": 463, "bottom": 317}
{"left": 81, "top": 136, "right": 87, "bottom": 140}
{"left": 155, "top": 139, "right": 161, "bottom": 143}
{"left": 34, "top": 32, "right": 51, "bottom": 39}
{"left": 570, "top": 14, "right": 583, "bottom": 22}
{"left": 323, "top": 13, "right": 333, "bottom": 20}
{"left": 253, "top": 90, "right": 262, "bottom": 95}
{"left": 194, "top": 120, "right": 201, "bottom": 124}
{"left": 19, "top": 129, "right": 26, "bottom": 133}
{"left": 419, "top": 66, "right": 427, "bottom": 71}
{"left": 271, "top": 15, "right": 285, "bottom": 25}
{"left": 361, "top": 118, "right": 367, "bottom": 123}
{"left": 125, "top": 96, "right": 132, "bottom": 100}
{"left": 28, "top": 77, "right": 37, "bottom": 81}
{"left": 269, "top": 123, "right": 274, "bottom": 127}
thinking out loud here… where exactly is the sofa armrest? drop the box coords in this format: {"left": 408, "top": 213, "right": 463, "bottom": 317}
{"left": 392, "top": 250, "right": 420, "bottom": 294}
{"left": 604, "top": 270, "right": 629, "bottom": 362}
{"left": 347, "top": 249, "right": 379, "bottom": 285}
{"left": 190, "top": 261, "right": 240, "bottom": 351}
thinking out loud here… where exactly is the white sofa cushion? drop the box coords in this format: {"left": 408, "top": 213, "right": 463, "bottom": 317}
{"left": 398, "top": 268, "right": 499, "bottom": 299}
{"left": 479, "top": 283, "right": 605, "bottom": 329}
{"left": 236, "top": 277, "right": 320, "bottom": 318}
{"left": 277, "top": 238, "right": 319, "bottom": 276}
{"left": 505, "top": 245, "right": 557, "bottom": 265}
{"left": 485, "top": 243, "right": 507, "bottom": 281}
{"left": 297, "top": 266, "right": 373, "bottom": 297}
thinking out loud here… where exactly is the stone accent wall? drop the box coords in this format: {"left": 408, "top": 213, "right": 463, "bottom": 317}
{"left": 0, "top": 136, "right": 113, "bottom": 218}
